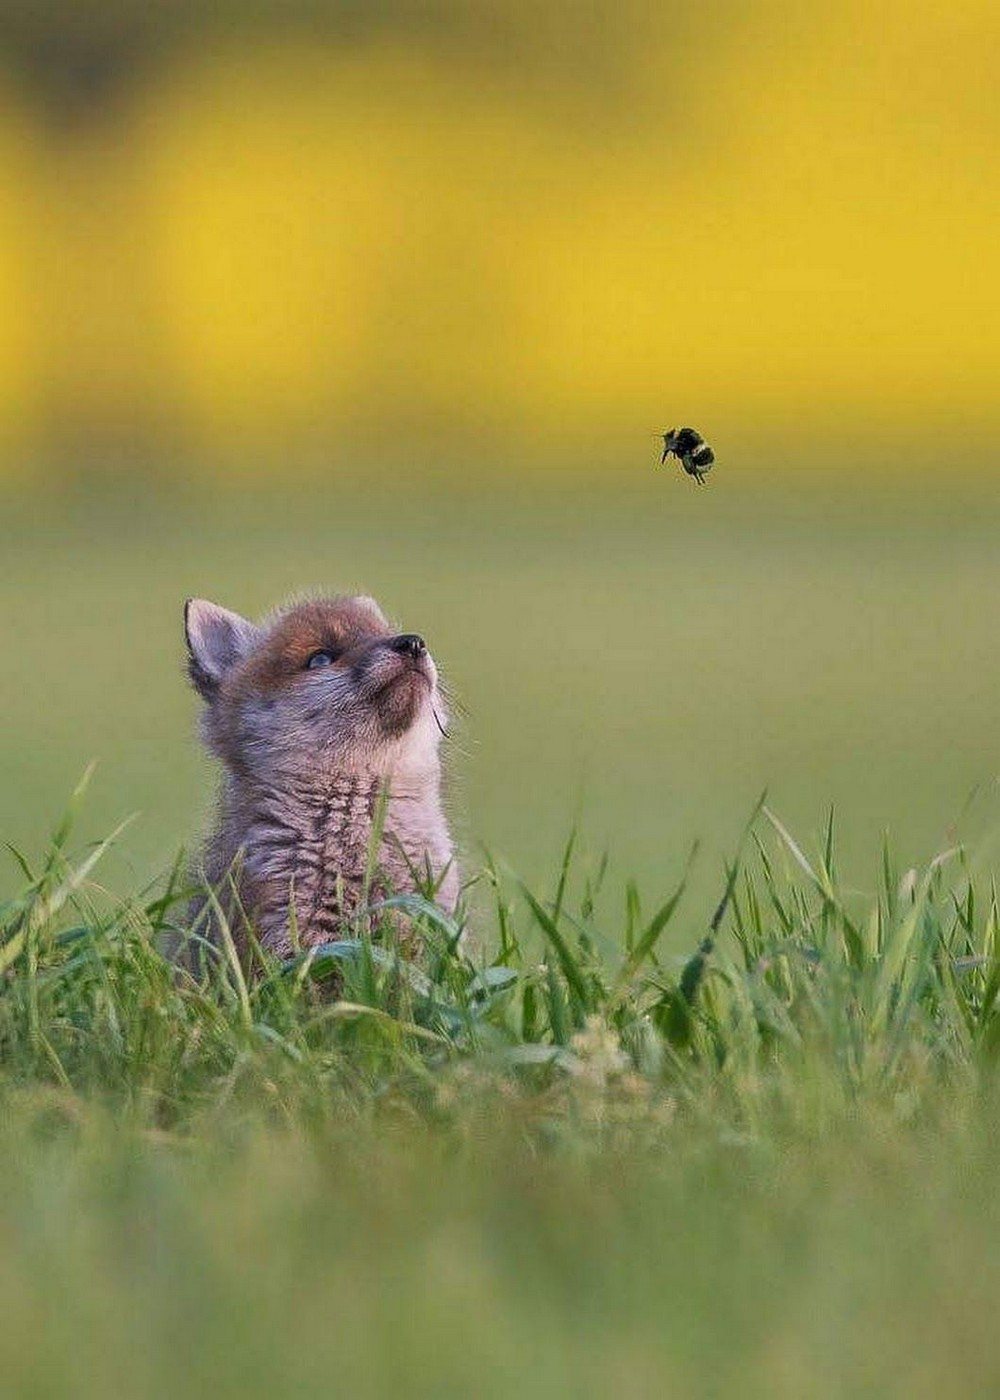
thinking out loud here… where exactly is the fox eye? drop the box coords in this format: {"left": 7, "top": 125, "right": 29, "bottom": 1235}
{"left": 306, "top": 650, "right": 336, "bottom": 670}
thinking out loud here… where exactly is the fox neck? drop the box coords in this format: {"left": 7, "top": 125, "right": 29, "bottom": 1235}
{"left": 213, "top": 765, "right": 454, "bottom": 957}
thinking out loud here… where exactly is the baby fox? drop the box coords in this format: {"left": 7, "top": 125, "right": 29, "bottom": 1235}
{"left": 183, "top": 594, "right": 458, "bottom": 963}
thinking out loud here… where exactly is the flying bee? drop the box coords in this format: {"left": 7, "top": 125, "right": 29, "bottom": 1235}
{"left": 660, "top": 427, "right": 715, "bottom": 485}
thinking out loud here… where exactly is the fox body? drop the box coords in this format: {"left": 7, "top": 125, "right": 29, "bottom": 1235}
{"left": 183, "top": 594, "right": 457, "bottom": 962}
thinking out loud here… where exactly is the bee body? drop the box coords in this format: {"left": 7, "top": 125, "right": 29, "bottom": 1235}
{"left": 660, "top": 427, "right": 715, "bottom": 485}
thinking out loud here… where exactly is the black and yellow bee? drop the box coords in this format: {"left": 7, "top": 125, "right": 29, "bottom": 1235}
{"left": 660, "top": 427, "right": 715, "bottom": 485}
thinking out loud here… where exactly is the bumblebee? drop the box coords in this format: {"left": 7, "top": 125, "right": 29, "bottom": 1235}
{"left": 660, "top": 427, "right": 715, "bottom": 485}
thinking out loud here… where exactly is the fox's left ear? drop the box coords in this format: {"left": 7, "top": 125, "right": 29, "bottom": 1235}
{"left": 184, "top": 599, "right": 261, "bottom": 700}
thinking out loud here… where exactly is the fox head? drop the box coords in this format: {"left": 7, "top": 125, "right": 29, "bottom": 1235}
{"left": 184, "top": 594, "right": 447, "bottom": 786}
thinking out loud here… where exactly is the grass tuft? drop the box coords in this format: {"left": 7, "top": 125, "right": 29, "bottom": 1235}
{"left": 1, "top": 787, "right": 998, "bottom": 1138}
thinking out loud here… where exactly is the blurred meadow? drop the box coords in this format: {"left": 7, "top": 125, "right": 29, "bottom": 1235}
{"left": 7, "top": 475, "right": 1000, "bottom": 919}
{"left": 1, "top": 4, "right": 1000, "bottom": 1395}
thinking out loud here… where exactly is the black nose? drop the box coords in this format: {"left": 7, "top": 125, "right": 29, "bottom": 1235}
{"left": 389, "top": 633, "right": 426, "bottom": 659}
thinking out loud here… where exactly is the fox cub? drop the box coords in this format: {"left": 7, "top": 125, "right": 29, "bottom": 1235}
{"left": 183, "top": 594, "right": 457, "bottom": 962}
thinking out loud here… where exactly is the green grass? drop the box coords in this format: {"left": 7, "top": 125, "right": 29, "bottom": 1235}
{"left": 2, "top": 782, "right": 1000, "bottom": 1398}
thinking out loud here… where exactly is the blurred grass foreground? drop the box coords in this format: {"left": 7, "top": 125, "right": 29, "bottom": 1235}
{"left": 0, "top": 0, "right": 997, "bottom": 471}
{"left": 1, "top": 783, "right": 1000, "bottom": 1396}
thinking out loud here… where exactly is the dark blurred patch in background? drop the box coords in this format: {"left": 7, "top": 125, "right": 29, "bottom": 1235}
{"left": 5, "top": 0, "right": 650, "bottom": 122}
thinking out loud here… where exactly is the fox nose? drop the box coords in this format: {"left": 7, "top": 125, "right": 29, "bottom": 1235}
{"left": 389, "top": 633, "right": 426, "bottom": 659}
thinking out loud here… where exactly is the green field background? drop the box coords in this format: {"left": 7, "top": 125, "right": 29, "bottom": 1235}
{"left": 5, "top": 468, "right": 1000, "bottom": 919}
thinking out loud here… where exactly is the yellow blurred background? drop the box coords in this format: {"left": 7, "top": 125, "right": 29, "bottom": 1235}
{"left": 0, "top": 0, "right": 997, "bottom": 473}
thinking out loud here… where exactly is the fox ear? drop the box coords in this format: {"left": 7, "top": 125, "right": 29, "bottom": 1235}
{"left": 184, "top": 599, "right": 260, "bottom": 700}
